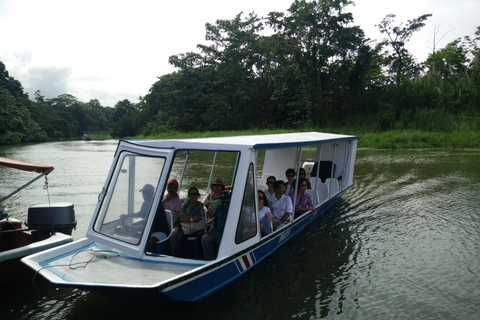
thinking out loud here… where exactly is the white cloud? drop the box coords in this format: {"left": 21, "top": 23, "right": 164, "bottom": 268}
{"left": 1, "top": 0, "right": 478, "bottom": 107}
{"left": 28, "top": 66, "right": 72, "bottom": 98}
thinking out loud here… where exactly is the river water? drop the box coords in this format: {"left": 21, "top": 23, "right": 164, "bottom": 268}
{"left": 1, "top": 141, "right": 479, "bottom": 320}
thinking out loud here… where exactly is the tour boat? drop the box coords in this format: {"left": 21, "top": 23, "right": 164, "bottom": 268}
{"left": 0, "top": 157, "right": 76, "bottom": 285}
{"left": 22, "top": 132, "right": 360, "bottom": 301}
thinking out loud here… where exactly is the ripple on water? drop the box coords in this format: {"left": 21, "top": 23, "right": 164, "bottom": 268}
{"left": 324, "top": 151, "right": 480, "bottom": 319}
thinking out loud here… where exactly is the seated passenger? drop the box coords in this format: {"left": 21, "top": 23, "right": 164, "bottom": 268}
{"left": 242, "top": 190, "right": 273, "bottom": 238}
{"left": 162, "top": 179, "right": 184, "bottom": 220}
{"left": 285, "top": 168, "right": 296, "bottom": 195}
{"left": 203, "top": 178, "right": 225, "bottom": 225}
{"left": 270, "top": 180, "right": 293, "bottom": 230}
{"left": 240, "top": 206, "right": 256, "bottom": 240}
{"left": 202, "top": 191, "right": 230, "bottom": 260}
{"left": 147, "top": 202, "right": 170, "bottom": 252}
{"left": 257, "top": 190, "right": 273, "bottom": 237}
{"left": 159, "top": 179, "right": 184, "bottom": 253}
{"left": 117, "top": 184, "right": 155, "bottom": 236}
{"left": 175, "top": 187, "right": 206, "bottom": 258}
{"left": 289, "top": 177, "right": 314, "bottom": 219}
{"left": 264, "top": 175, "right": 276, "bottom": 207}
{"left": 120, "top": 183, "right": 154, "bottom": 220}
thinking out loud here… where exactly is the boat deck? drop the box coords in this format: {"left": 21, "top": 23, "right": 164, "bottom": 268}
{"left": 35, "top": 242, "right": 204, "bottom": 288}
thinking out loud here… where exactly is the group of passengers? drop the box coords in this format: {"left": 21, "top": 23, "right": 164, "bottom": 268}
{"left": 155, "top": 178, "right": 230, "bottom": 259}
{"left": 264, "top": 168, "right": 315, "bottom": 224}
{"left": 141, "top": 169, "right": 315, "bottom": 260}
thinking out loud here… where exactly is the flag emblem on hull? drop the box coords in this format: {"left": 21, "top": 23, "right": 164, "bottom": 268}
{"left": 235, "top": 252, "right": 255, "bottom": 273}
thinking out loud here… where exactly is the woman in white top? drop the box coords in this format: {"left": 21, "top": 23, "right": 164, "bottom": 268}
{"left": 257, "top": 190, "right": 273, "bottom": 236}
{"left": 241, "top": 190, "right": 273, "bottom": 239}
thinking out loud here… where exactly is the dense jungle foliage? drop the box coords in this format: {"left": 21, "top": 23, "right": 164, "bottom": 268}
{"left": 1, "top": 0, "right": 479, "bottom": 145}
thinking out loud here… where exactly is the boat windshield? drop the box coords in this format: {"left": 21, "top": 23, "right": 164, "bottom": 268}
{"left": 94, "top": 152, "right": 166, "bottom": 245}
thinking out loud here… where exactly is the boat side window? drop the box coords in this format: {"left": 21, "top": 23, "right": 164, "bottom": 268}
{"left": 159, "top": 149, "right": 238, "bottom": 258}
{"left": 94, "top": 153, "right": 166, "bottom": 245}
{"left": 235, "top": 163, "right": 257, "bottom": 243}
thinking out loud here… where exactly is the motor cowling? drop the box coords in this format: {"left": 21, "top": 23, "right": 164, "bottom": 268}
{"left": 27, "top": 202, "right": 76, "bottom": 235}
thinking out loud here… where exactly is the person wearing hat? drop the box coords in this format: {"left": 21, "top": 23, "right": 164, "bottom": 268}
{"left": 202, "top": 191, "right": 231, "bottom": 260}
{"left": 162, "top": 179, "right": 184, "bottom": 221}
{"left": 121, "top": 183, "right": 155, "bottom": 220}
{"left": 203, "top": 178, "right": 225, "bottom": 224}
{"left": 162, "top": 179, "right": 185, "bottom": 254}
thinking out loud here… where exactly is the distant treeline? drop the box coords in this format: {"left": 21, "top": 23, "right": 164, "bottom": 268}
{"left": 1, "top": 0, "right": 479, "bottom": 144}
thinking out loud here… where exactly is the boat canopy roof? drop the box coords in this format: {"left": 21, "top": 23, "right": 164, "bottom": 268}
{"left": 124, "top": 132, "right": 361, "bottom": 151}
{"left": 0, "top": 157, "right": 54, "bottom": 175}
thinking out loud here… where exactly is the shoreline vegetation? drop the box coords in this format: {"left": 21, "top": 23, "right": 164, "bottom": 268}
{"left": 88, "top": 127, "right": 480, "bottom": 150}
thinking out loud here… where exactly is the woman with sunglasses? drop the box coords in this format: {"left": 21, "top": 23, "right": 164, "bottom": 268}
{"left": 240, "top": 190, "right": 273, "bottom": 240}
{"left": 175, "top": 187, "right": 206, "bottom": 258}
{"left": 257, "top": 190, "right": 273, "bottom": 237}
{"left": 289, "top": 177, "right": 314, "bottom": 219}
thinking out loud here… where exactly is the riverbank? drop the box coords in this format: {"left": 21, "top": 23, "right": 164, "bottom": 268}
{"left": 358, "top": 130, "right": 480, "bottom": 149}
{"left": 122, "top": 128, "right": 480, "bottom": 150}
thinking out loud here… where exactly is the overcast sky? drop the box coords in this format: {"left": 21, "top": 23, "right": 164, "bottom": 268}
{"left": 1, "top": 0, "right": 479, "bottom": 107}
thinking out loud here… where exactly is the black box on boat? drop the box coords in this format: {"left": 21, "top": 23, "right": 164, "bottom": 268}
{"left": 27, "top": 202, "right": 77, "bottom": 235}
{"left": 310, "top": 161, "right": 336, "bottom": 182}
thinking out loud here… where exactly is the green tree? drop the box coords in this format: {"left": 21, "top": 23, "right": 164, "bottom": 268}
{"left": 0, "top": 61, "right": 24, "bottom": 99}
{"left": 425, "top": 39, "right": 468, "bottom": 79}
{"left": 110, "top": 99, "right": 144, "bottom": 137}
{"left": 148, "top": 12, "right": 273, "bottom": 132}
{"left": 198, "top": 12, "right": 269, "bottom": 129}
{"left": 85, "top": 99, "right": 113, "bottom": 132}
{"left": 266, "top": 0, "right": 366, "bottom": 126}
{"left": 376, "top": 13, "right": 432, "bottom": 85}
{"left": 0, "top": 87, "right": 47, "bottom": 144}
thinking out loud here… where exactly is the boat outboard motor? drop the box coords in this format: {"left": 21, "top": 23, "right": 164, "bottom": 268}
{"left": 27, "top": 202, "right": 77, "bottom": 238}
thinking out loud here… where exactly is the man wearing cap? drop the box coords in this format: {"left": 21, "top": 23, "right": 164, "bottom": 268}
{"left": 162, "top": 179, "right": 184, "bottom": 221}
{"left": 162, "top": 179, "right": 185, "bottom": 254}
{"left": 121, "top": 183, "right": 155, "bottom": 220}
